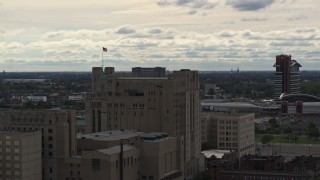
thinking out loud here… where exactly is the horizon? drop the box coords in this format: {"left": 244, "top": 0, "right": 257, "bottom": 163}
{"left": 2, "top": 69, "right": 320, "bottom": 73}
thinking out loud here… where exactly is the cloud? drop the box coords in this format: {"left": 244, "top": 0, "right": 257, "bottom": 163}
{"left": 287, "top": 14, "right": 307, "bottom": 21}
{"left": 0, "top": 3, "right": 3, "bottom": 12}
{"left": 188, "top": 9, "right": 197, "bottom": 15}
{"left": 241, "top": 17, "right": 268, "bottom": 21}
{"left": 219, "top": 30, "right": 237, "bottom": 37}
{"left": 1, "top": 25, "right": 320, "bottom": 71}
{"left": 115, "top": 25, "right": 136, "bottom": 34}
{"left": 227, "top": 0, "right": 275, "bottom": 11}
{"left": 157, "top": 0, "right": 218, "bottom": 10}
{"left": 148, "top": 28, "right": 163, "bottom": 34}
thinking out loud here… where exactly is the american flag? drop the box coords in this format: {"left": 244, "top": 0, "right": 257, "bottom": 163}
{"left": 102, "top": 47, "right": 108, "bottom": 52}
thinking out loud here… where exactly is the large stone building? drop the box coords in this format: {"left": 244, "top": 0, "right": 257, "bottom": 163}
{"left": 0, "top": 131, "right": 42, "bottom": 180}
{"left": 85, "top": 67, "right": 202, "bottom": 178}
{"left": 0, "top": 109, "right": 76, "bottom": 180}
{"left": 273, "top": 54, "right": 302, "bottom": 102}
{"left": 59, "top": 130, "right": 183, "bottom": 180}
{"left": 202, "top": 113, "right": 255, "bottom": 157}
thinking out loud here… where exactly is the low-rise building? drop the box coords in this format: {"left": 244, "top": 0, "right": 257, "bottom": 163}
{"left": 59, "top": 130, "right": 183, "bottom": 180}
{"left": 202, "top": 113, "right": 255, "bottom": 157}
{"left": 0, "top": 130, "right": 42, "bottom": 180}
{"left": 0, "top": 109, "right": 76, "bottom": 180}
{"left": 285, "top": 156, "right": 320, "bottom": 179}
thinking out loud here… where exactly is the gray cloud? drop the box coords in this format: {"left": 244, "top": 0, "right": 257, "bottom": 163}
{"left": 270, "top": 41, "right": 313, "bottom": 47}
{"left": 186, "top": 51, "right": 206, "bottom": 58}
{"left": 294, "top": 28, "right": 316, "bottom": 33}
{"left": 148, "top": 28, "right": 163, "bottom": 34}
{"left": 219, "top": 30, "right": 237, "bottom": 37}
{"left": 157, "top": 0, "right": 218, "bottom": 10}
{"left": 241, "top": 17, "right": 268, "bottom": 21}
{"left": 287, "top": 14, "right": 307, "bottom": 21}
{"left": 115, "top": 25, "right": 136, "bottom": 34}
{"left": 91, "top": 54, "right": 100, "bottom": 58}
{"left": 227, "top": 0, "right": 275, "bottom": 11}
{"left": 188, "top": 9, "right": 197, "bottom": 15}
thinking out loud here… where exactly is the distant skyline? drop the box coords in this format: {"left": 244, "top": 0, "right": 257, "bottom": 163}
{"left": 1, "top": 0, "right": 319, "bottom": 71}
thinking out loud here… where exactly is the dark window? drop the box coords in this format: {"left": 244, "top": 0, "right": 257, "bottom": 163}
{"left": 92, "top": 159, "right": 100, "bottom": 170}
{"left": 92, "top": 110, "right": 96, "bottom": 132}
{"left": 49, "top": 144, "right": 53, "bottom": 149}
{"left": 48, "top": 129, "right": 53, "bottom": 133}
{"left": 98, "top": 110, "right": 101, "bottom": 132}
{"left": 48, "top": 136, "right": 53, "bottom": 141}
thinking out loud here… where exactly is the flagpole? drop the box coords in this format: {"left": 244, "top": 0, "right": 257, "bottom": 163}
{"left": 101, "top": 47, "right": 104, "bottom": 70}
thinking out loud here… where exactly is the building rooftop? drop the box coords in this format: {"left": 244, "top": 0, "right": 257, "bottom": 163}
{"left": 241, "top": 154, "right": 284, "bottom": 161}
{"left": 98, "top": 145, "right": 136, "bottom": 155}
{"left": 78, "top": 130, "right": 144, "bottom": 141}
{"left": 117, "top": 77, "right": 168, "bottom": 80}
{"left": 0, "top": 130, "right": 40, "bottom": 135}
{"left": 140, "top": 132, "right": 169, "bottom": 141}
{"left": 202, "top": 149, "right": 232, "bottom": 159}
{"left": 220, "top": 170, "right": 309, "bottom": 177}
{"left": 289, "top": 155, "right": 320, "bottom": 164}
{"left": 201, "top": 102, "right": 261, "bottom": 109}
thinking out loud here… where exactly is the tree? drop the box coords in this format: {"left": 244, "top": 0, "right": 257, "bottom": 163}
{"left": 268, "top": 118, "right": 279, "bottom": 133}
{"left": 194, "top": 170, "right": 212, "bottom": 180}
{"left": 307, "top": 122, "right": 320, "bottom": 140}
{"left": 261, "top": 135, "right": 273, "bottom": 145}
{"left": 208, "top": 88, "right": 215, "bottom": 95}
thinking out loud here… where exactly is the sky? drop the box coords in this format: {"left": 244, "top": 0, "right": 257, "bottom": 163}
{"left": 0, "top": 0, "right": 319, "bottom": 71}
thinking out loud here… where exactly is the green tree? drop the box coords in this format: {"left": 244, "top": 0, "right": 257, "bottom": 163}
{"left": 194, "top": 170, "right": 212, "bottom": 180}
{"left": 307, "top": 122, "right": 319, "bottom": 140}
{"left": 208, "top": 88, "right": 215, "bottom": 95}
{"left": 268, "top": 118, "right": 279, "bottom": 131}
{"left": 261, "top": 135, "right": 273, "bottom": 145}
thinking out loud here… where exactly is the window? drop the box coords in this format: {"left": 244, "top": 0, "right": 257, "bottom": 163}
{"left": 48, "top": 136, "right": 53, "bottom": 141}
{"left": 14, "top": 156, "right": 19, "bottom": 161}
{"left": 49, "top": 152, "right": 53, "bottom": 157}
{"left": 92, "top": 159, "right": 100, "bottom": 170}
{"left": 49, "top": 144, "right": 53, "bottom": 149}
{"left": 48, "top": 129, "right": 53, "bottom": 133}
{"left": 14, "top": 141, "right": 19, "bottom": 146}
